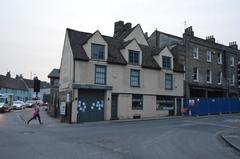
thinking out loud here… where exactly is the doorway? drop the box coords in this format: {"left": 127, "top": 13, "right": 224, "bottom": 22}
{"left": 111, "top": 94, "right": 118, "bottom": 120}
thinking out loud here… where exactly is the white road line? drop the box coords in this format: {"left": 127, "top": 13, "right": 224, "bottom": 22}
{"left": 17, "top": 114, "right": 26, "bottom": 124}
{"left": 184, "top": 120, "right": 239, "bottom": 129}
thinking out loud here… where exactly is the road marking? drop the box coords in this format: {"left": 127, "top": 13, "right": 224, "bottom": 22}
{"left": 184, "top": 120, "right": 239, "bottom": 129}
{"left": 17, "top": 114, "right": 26, "bottom": 124}
{"left": 224, "top": 119, "right": 240, "bottom": 123}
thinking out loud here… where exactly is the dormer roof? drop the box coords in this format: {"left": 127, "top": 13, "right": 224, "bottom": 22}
{"left": 65, "top": 28, "right": 183, "bottom": 72}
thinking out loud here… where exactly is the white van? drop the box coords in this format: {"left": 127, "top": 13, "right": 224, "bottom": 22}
{"left": 0, "top": 94, "right": 13, "bottom": 112}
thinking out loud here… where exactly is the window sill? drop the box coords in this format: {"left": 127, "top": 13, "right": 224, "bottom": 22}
{"left": 156, "top": 109, "right": 165, "bottom": 111}
{"left": 129, "top": 64, "right": 141, "bottom": 66}
{"left": 162, "top": 68, "right": 172, "bottom": 71}
{"left": 207, "top": 81, "right": 212, "bottom": 84}
{"left": 91, "top": 59, "right": 106, "bottom": 62}
{"left": 132, "top": 108, "right": 143, "bottom": 110}
{"left": 130, "top": 86, "right": 140, "bottom": 88}
{"left": 95, "top": 83, "right": 106, "bottom": 85}
{"left": 217, "top": 83, "right": 222, "bottom": 85}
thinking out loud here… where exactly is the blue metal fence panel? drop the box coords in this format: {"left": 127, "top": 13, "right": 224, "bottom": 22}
{"left": 183, "top": 98, "right": 240, "bottom": 116}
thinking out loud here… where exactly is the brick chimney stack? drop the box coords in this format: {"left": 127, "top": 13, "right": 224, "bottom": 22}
{"left": 114, "top": 21, "right": 132, "bottom": 38}
{"left": 229, "top": 41, "right": 238, "bottom": 49}
{"left": 206, "top": 35, "right": 215, "bottom": 43}
{"left": 184, "top": 26, "right": 194, "bottom": 36}
{"left": 6, "top": 71, "right": 11, "bottom": 78}
{"left": 114, "top": 21, "right": 124, "bottom": 37}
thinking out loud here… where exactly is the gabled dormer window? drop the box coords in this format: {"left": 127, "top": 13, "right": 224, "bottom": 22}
{"left": 129, "top": 50, "right": 139, "bottom": 65}
{"left": 162, "top": 56, "right": 171, "bottom": 69}
{"left": 91, "top": 43, "right": 105, "bottom": 60}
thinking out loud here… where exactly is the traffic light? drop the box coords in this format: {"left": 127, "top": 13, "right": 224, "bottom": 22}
{"left": 33, "top": 77, "right": 41, "bottom": 93}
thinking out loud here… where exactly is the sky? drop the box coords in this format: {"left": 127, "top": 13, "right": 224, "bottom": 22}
{"left": 0, "top": 0, "right": 239, "bottom": 82}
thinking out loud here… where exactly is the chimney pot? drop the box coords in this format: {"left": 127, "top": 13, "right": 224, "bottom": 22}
{"left": 124, "top": 22, "right": 132, "bottom": 30}
{"left": 229, "top": 41, "right": 238, "bottom": 49}
{"left": 206, "top": 35, "right": 215, "bottom": 42}
{"left": 114, "top": 20, "right": 124, "bottom": 37}
{"left": 144, "top": 32, "right": 148, "bottom": 39}
{"left": 184, "top": 26, "right": 194, "bottom": 36}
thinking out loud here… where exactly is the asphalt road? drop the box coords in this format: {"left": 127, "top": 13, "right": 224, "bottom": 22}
{"left": 0, "top": 109, "right": 240, "bottom": 159}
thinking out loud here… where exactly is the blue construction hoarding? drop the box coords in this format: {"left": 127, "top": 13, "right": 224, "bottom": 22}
{"left": 183, "top": 98, "right": 240, "bottom": 116}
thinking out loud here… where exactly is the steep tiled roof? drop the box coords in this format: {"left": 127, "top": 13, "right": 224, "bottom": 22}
{"left": 169, "top": 44, "right": 185, "bottom": 73}
{"left": 139, "top": 45, "right": 161, "bottom": 70}
{"left": 66, "top": 28, "right": 183, "bottom": 71}
{"left": 40, "top": 81, "right": 50, "bottom": 89}
{"left": 113, "top": 25, "right": 137, "bottom": 40}
{"left": 23, "top": 79, "right": 50, "bottom": 89}
{"left": 67, "top": 28, "right": 91, "bottom": 61}
{"left": 0, "top": 75, "right": 28, "bottom": 91}
{"left": 48, "top": 69, "right": 60, "bottom": 79}
{"left": 104, "top": 36, "right": 128, "bottom": 65}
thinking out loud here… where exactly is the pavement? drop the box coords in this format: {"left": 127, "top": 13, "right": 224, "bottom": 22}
{"left": 18, "top": 107, "right": 240, "bottom": 153}
{"left": 221, "top": 128, "right": 240, "bottom": 153}
{"left": 17, "top": 107, "right": 69, "bottom": 127}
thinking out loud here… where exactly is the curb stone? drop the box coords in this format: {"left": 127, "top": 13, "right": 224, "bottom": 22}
{"left": 220, "top": 132, "right": 240, "bottom": 153}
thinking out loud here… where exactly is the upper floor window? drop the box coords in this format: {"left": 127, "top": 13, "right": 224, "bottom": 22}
{"left": 130, "top": 69, "right": 140, "bottom": 87}
{"left": 183, "top": 65, "right": 186, "bottom": 80}
{"left": 95, "top": 65, "right": 106, "bottom": 85}
{"left": 129, "top": 50, "right": 140, "bottom": 65}
{"left": 206, "top": 51, "right": 212, "bottom": 62}
{"left": 207, "top": 69, "right": 212, "bottom": 83}
{"left": 218, "top": 72, "right": 222, "bottom": 85}
{"left": 217, "top": 52, "right": 222, "bottom": 64}
{"left": 230, "top": 56, "right": 235, "bottom": 67}
{"left": 132, "top": 94, "right": 143, "bottom": 110}
{"left": 162, "top": 56, "right": 171, "bottom": 69}
{"left": 165, "top": 73, "right": 173, "bottom": 90}
{"left": 193, "top": 67, "right": 199, "bottom": 82}
{"left": 91, "top": 43, "right": 105, "bottom": 60}
{"left": 230, "top": 73, "right": 235, "bottom": 85}
{"left": 193, "top": 47, "right": 199, "bottom": 59}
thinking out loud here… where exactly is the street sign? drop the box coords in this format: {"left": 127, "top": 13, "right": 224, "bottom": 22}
{"left": 60, "top": 102, "right": 66, "bottom": 115}
{"left": 66, "top": 93, "right": 70, "bottom": 103}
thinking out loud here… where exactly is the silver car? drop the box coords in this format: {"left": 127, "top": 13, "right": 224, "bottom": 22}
{"left": 12, "top": 101, "right": 25, "bottom": 110}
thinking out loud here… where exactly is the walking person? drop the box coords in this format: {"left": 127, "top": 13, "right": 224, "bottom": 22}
{"left": 27, "top": 102, "right": 42, "bottom": 125}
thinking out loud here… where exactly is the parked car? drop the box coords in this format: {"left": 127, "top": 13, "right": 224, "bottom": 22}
{"left": 25, "top": 100, "right": 35, "bottom": 108}
{"left": 38, "top": 100, "right": 44, "bottom": 106}
{"left": 43, "top": 102, "right": 49, "bottom": 111}
{"left": 12, "top": 101, "right": 26, "bottom": 110}
{"left": 0, "top": 94, "right": 13, "bottom": 112}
